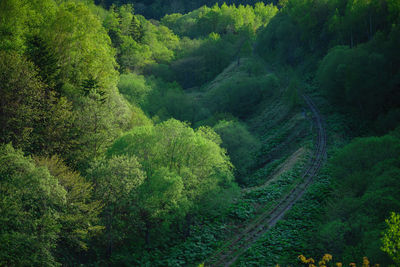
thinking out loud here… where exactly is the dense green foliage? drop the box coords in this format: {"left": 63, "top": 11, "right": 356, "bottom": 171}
{"left": 255, "top": 0, "right": 400, "bottom": 133}
{"left": 316, "top": 133, "right": 400, "bottom": 264}
{"left": 382, "top": 212, "right": 400, "bottom": 265}
{"left": 317, "top": 29, "right": 400, "bottom": 129}
{"left": 213, "top": 120, "right": 261, "bottom": 181}
{"left": 0, "top": 145, "right": 102, "bottom": 266}
{"left": 95, "top": 0, "right": 278, "bottom": 19}
{"left": 1, "top": 0, "right": 400, "bottom": 265}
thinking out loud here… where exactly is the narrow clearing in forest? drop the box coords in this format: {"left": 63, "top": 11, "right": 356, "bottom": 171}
{"left": 206, "top": 94, "right": 327, "bottom": 267}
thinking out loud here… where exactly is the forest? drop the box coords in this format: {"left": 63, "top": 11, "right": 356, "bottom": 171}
{"left": 0, "top": 0, "right": 399, "bottom": 266}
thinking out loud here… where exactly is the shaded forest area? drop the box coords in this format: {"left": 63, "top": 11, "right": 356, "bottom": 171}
{"left": 0, "top": 0, "right": 400, "bottom": 266}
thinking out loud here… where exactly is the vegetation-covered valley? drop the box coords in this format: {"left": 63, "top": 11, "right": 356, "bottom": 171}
{"left": 0, "top": 0, "right": 400, "bottom": 266}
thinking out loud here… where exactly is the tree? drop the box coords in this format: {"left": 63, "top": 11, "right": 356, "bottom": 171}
{"left": 0, "top": 144, "right": 66, "bottom": 266}
{"left": 26, "top": 35, "right": 60, "bottom": 87}
{"left": 0, "top": 51, "right": 74, "bottom": 156}
{"left": 0, "top": 0, "right": 29, "bottom": 51}
{"left": 107, "top": 119, "right": 235, "bottom": 246}
{"left": 69, "top": 89, "right": 132, "bottom": 171}
{"left": 41, "top": 1, "right": 118, "bottom": 95}
{"left": 136, "top": 167, "right": 188, "bottom": 247}
{"left": 316, "top": 134, "right": 400, "bottom": 264}
{"left": 0, "top": 51, "right": 45, "bottom": 150}
{"left": 316, "top": 44, "right": 389, "bottom": 120}
{"left": 382, "top": 212, "right": 400, "bottom": 265}
{"left": 34, "top": 156, "right": 103, "bottom": 265}
{"left": 88, "top": 155, "right": 145, "bottom": 259}
{"left": 213, "top": 120, "right": 261, "bottom": 183}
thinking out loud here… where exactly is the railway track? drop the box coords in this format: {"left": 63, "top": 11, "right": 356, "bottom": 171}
{"left": 205, "top": 94, "right": 327, "bottom": 267}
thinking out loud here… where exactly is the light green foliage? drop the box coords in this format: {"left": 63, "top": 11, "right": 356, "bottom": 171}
{"left": 2, "top": 0, "right": 400, "bottom": 265}
{"left": 117, "top": 73, "right": 201, "bottom": 124}
{"left": 0, "top": 1, "right": 133, "bottom": 168}
{"left": 42, "top": 1, "right": 118, "bottom": 94}
{"left": 159, "top": 3, "right": 277, "bottom": 88}
{"left": 109, "top": 118, "right": 234, "bottom": 206}
{"left": 161, "top": 3, "right": 277, "bottom": 38}
{"left": 104, "top": 119, "right": 234, "bottom": 254}
{"left": 135, "top": 167, "right": 189, "bottom": 247}
{"left": 109, "top": 119, "right": 234, "bottom": 194}
{"left": 0, "top": 144, "right": 66, "bottom": 266}
{"left": 0, "top": 0, "right": 57, "bottom": 51}
{"left": 104, "top": 5, "right": 179, "bottom": 72}
{"left": 382, "top": 212, "right": 400, "bottom": 265}
{"left": 90, "top": 155, "right": 145, "bottom": 204}
{"left": 34, "top": 156, "right": 103, "bottom": 264}
{"left": 123, "top": 75, "right": 208, "bottom": 123}
{"left": 213, "top": 120, "right": 261, "bottom": 183}
{"left": 118, "top": 73, "right": 152, "bottom": 105}
{"left": 142, "top": 20, "right": 179, "bottom": 63}
{"left": 1, "top": 0, "right": 121, "bottom": 95}
{"left": 0, "top": 0, "right": 28, "bottom": 51}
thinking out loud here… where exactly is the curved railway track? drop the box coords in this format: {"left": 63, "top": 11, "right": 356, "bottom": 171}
{"left": 205, "top": 94, "right": 327, "bottom": 267}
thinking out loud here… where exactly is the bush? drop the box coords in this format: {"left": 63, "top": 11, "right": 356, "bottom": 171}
{"left": 213, "top": 120, "right": 260, "bottom": 183}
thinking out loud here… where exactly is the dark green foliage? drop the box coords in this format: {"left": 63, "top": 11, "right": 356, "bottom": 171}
{"left": 213, "top": 120, "right": 261, "bottom": 183}
{"left": 0, "top": 51, "right": 47, "bottom": 150}
{"left": 236, "top": 176, "right": 332, "bottom": 266}
{"left": 204, "top": 73, "right": 277, "bottom": 118}
{"left": 256, "top": 13, "right": 302, "bottom": 64}
{"left": 315, "top": 134, "right": 400, "bottom": 265}
{"left": 26, "top": 36, "right": 60, "bottom": 87}
{"left": 317, "top": 24, "right": 400, "bottom": 130}
{"left": 69, "top": 90, "right": 132, "bottom": 171}
{"left": 88, "top": 155, "right": 145, "bottom": 261}
{"left": 256, "top": 0, "right": 399, "bottom": 65}
{"left": 0, "top": 51, "right": 74, "bottom": 156}
{"left": 254, "top": 0, "right": 400, "bottom": 132}
{"left": 173, "top": 33, "right": 240, "bottom": 88}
